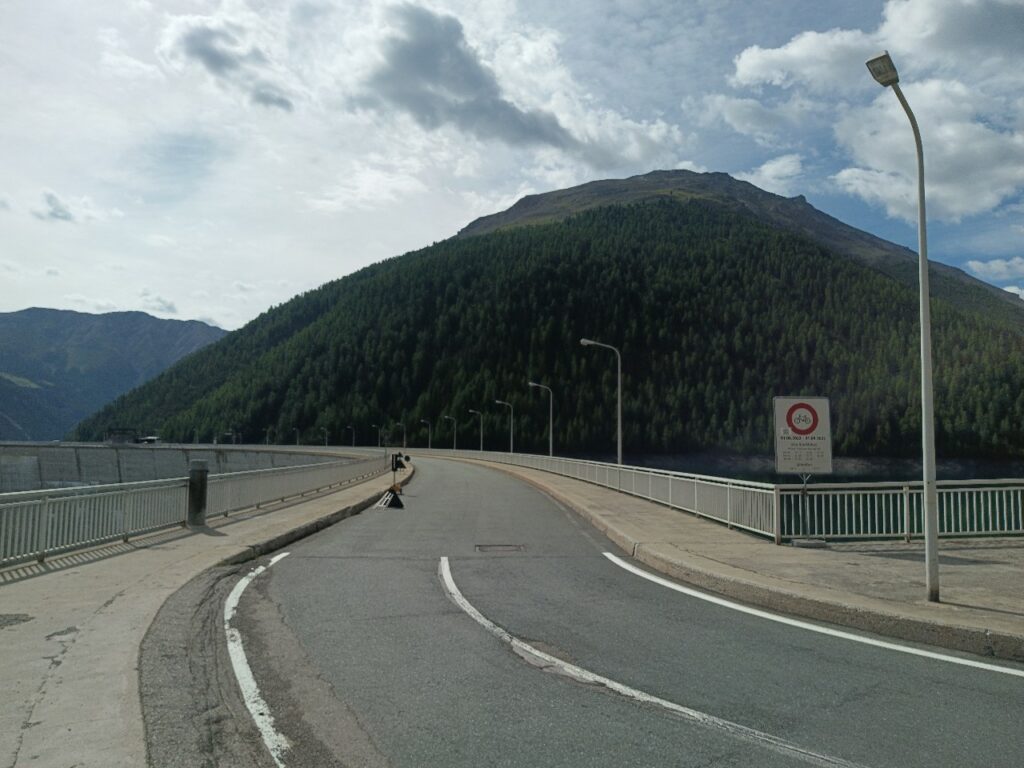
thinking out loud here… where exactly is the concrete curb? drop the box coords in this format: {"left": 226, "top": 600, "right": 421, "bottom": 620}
{"left": 453, "top": 458, "right": 1024, "bottom": 664}
{"left": 216, "top": 464, "right": 415, "bottom": 569}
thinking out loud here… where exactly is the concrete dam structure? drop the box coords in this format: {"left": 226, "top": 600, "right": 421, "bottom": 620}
{"left": 0, "top": 443, "right": 340, "bottom": 492}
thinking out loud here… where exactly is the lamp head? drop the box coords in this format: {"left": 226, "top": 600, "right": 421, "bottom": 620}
{"left": 580, "top": 338, "right": 594, "bottom": 346}
{"left": 866, "top": 51, "right": 899, "bottom": 87}
{"left": 528, "top": 380, "right": 538, "bottom": 387}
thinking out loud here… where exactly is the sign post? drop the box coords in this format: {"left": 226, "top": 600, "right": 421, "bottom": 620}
{"left": 774, "top": 397, "right": 832, "bottom": 537}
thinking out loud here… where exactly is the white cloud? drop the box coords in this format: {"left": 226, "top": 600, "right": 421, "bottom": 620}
{"left": 1002, "top": 286, "right": 1024, "bottom": 300}
{"left": 736, "top": 154, "right": 804, "bottom": 196}
{"left": 307, "top": 164, "right": 429, "bottom": 213}
{"left": 139, "top": 288, "right": 178, "bottom": 315}
{"left": 724, "top": 0, "right": 1024, "bottom": 224}
{"left": 64, "top": 294, "right": 119, "bottom": 313}
{"left": 967, "top": 256, "right": 1024, "bottom": 282}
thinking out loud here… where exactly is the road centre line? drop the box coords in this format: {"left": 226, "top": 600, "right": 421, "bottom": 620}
{"left": 224, "top": 552, "right": 292, "bottom": 768}
{"left": 439, "top": 556, "right": 868, "bottom": 768}
{"left": 603, "top": 552, "right": 1024, "bottom": 679}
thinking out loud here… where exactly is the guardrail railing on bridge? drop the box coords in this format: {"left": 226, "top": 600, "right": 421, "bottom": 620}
{"left": 0, "top": 455, "right": 388, "bottom": 568}
{"left": 408, "top": 448, "right": 1023, "bottom": 543}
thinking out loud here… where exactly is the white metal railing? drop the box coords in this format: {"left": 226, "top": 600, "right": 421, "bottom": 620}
{"left": 404, "top": 447, "right": 1023, "bottom": 543}
{"left": 777, "top": 479, "right": 1024, "bottom": 540}
{"left": 0, "top": 455, "right": 388, "bottom": 568}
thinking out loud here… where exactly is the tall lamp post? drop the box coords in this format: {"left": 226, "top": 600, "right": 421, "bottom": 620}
{"left": 866, "top": 51, "right": 939, "bottom": 602}
{"left": 420, "top": 419, "right": 431, "bottom": 449}
{"left": 442, "top": 415, "right": 456, "bottom": 450}
{"left": 321, "top": 427, "right": 329, "bottom": 447}
{"left": 468, "top": 409, "right": 484, "bottom": 451}
{"left": 345, "top": 425, "right": 355, "bottom": 447}
{"left": 371, "top": 423, "right": 382, "bottom": 447}
{"left": 294, "top": 427, "right": 300, "bottom": 445}
{"left": 264, "top": 427, "right": 272, "bottom": 446}
{"left": 528, "top": 381, "right": 554, "bottom": 457}
{"left": 396, "top": 422, "right": 407, "bottom": 449}
{"left": 495, "top": 400, "right": 513, "bottom": 453}
{"left": 580, "top": 337, "right": 622, "bottom": 465}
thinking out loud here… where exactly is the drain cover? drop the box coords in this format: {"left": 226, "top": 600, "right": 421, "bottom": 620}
{"left": 475, "top": 544, "right": 525, "bottom": 553}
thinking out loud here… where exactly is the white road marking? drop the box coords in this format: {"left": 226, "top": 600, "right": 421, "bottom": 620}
{"left": 224, "top": 552, "right": 292, "bottom": 768}
{"left": 604, "top": 552, "right": 1024, "bottom": 679}
{"left": 439, "top": 556, "right": 869, "bottom": 768}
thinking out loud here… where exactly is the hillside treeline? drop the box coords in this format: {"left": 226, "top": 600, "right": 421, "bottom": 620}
{"left": 72, "top": 199, "right": 1024, "bottom": 458}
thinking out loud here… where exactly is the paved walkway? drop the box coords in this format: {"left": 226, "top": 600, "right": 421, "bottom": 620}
{"left": 0, "top": 470, "right": 402, "bottom": 768}
{"left": 468, "top": 460, "right": 1024, "bottom": 663}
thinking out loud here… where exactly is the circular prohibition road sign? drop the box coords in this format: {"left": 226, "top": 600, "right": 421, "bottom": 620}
{"left": 786, "top": 402, "right": 819, "bottom": 436}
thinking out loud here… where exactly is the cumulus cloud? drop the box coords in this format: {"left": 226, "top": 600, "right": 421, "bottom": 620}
{"left": 140, "top": 289, "right": 178, "bottom": 314}
{"left": 357, "top": 5, "right": 583, "bottom": 154}
{"left": 160, "top": 16, "right": 294, "bottom": 111}
{"left": 308, "top": 164, "right": 428, "bottom": 212}
{"left": 736, "top": 154, "right": 804, "bottom": 196}
{"left": 32, "top": 191, "right": 76, "bottom": 222}
{"left": 722, "top": 0, "right": 1024, "bottom": 223}
{"left": 64, "top": 294, "right": 119, "bottom": 313}
{"left": 967, "top": 256, "right": 1024, "bottom": 282}
{"left": 1003, "top": 286, "right": 1024, "bottom": 300}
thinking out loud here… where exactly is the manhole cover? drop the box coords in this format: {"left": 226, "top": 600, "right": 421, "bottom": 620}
{"left": 475, "top": 544, "right": 525, "bottom": 553}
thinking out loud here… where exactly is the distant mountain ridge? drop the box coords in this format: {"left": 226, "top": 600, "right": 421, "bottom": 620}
{"left": 0, "top": 308, "right": 226, "bottom": 440}
{"left": 459, "top": 170, "right": 1024, "bottom": 330}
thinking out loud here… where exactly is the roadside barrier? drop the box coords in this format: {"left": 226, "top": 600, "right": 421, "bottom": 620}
{"left": 0, "top": 455, "right": 388, "bottom": 568}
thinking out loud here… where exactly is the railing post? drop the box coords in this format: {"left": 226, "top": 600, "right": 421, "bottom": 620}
{"left": 35, "top": 496, "right": 50, "bottom": 563}
{"left": 773, "top": 486, "right": 782, "bottom": 545}
{"left": 187, "top": 460, "right": 209, "bottom": 528}
{"left": 903, "top": 485, "right": 912, "bottom": 542}
{"left": 727, "top": 483, "right": 733, "bottom": 529}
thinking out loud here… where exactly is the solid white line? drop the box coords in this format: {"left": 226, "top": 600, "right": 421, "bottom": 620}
{"left": 224, "top": 552, "right": 292, "bottom": 768}
{"left": 603, "top": 552, "right": 1024, "bottom": 679}
{"left": 438, "top": 556, "right": 868, "bottom": 768}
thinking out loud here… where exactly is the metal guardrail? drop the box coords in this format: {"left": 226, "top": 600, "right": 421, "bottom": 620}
{"left": 407, "top": 448, "right": 1023, "bottom": 543}
{"left": 777, "top": 479, "right": 1024, "bottom": 540}
{"left": 0, "top": 455, "right": 388, "bottom": 568}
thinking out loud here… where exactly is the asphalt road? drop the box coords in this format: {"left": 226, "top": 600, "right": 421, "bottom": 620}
{"left": 230, "top": 458, "right": 1024, "bottom": 768}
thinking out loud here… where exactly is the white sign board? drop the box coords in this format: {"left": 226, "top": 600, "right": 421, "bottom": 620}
{"left": 773, "top": 396, "right": 832, "bottom": 475}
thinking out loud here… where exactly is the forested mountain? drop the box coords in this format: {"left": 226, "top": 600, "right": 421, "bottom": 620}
{"left": 0, "top": 308, "right": 225, "bottom": 440}
{"left": 71, "top": 177, "right": 1024, "bottom": 460}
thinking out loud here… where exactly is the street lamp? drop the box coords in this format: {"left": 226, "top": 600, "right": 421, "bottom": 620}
{"left": 372, "top": 423, "right": 382, "bottom": 447}
{"left": 321, "top": 427, "right": 329, "bottom": 447}
{"left": 420, "top": 419, "right": 431, "bottom": 449}
{"left": 866, "top": 51, "right": 939, "bottom": 603}
{"left": 294, "top": 427, "right": 300, "bottom": 445}
{"left": 528, "top": 381, "right": 554, "bottom": 457}
{"left": 468, "top": 409, "right": 483, "bottom": 451}
{"left": 442, "top": 415, "right": 457, "bottom": 450}
{"left": 580, "top": 337, "right": 622, "bottom": 465}
{"left": 345, "top": 425, "right": 355, "bottom": 447}
{"left": 495, "top": 400, "right": 513, "bottom": 453}
{"left": 264, "top": 427, "right": 272, "bottom": 446}
{"left": 396, "top": 422, "right": 407, "bottom": 449}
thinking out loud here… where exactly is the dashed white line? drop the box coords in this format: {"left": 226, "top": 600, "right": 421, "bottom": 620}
{"left": 439, "top": 556, "right": 869, "bottom": 768}
{"left": 603, "top": 551, "right": 1024, "bottom": 679}
{"left": 224, "top": 552, "right": 292, "bottom": 768}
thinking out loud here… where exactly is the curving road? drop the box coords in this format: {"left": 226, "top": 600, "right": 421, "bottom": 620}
{"left": 229, "top": 458, "right": 1023, "bottom": 767}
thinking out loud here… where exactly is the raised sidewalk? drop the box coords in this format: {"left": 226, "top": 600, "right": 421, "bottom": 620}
{"left": 0, "top": 469, "right": 403, "bottom": 768}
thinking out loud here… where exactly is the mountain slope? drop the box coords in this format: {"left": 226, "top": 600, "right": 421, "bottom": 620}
{"left": 459, "top": 170, "right": 1024, "bottom": 331}
{"left": 72, "top": 196, "right": 1024, "bottom": 459}
{"left": 0, "top": 308, "right": 226, "bottom": 440}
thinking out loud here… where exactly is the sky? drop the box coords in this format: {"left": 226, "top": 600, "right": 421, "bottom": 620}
{"left": 1, "top": 0, "right": 1022, "bottom": 330}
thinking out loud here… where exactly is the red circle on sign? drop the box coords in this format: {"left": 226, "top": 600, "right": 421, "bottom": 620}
{"left": 786, "top": 403, "right": 818, "bottom": 436}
